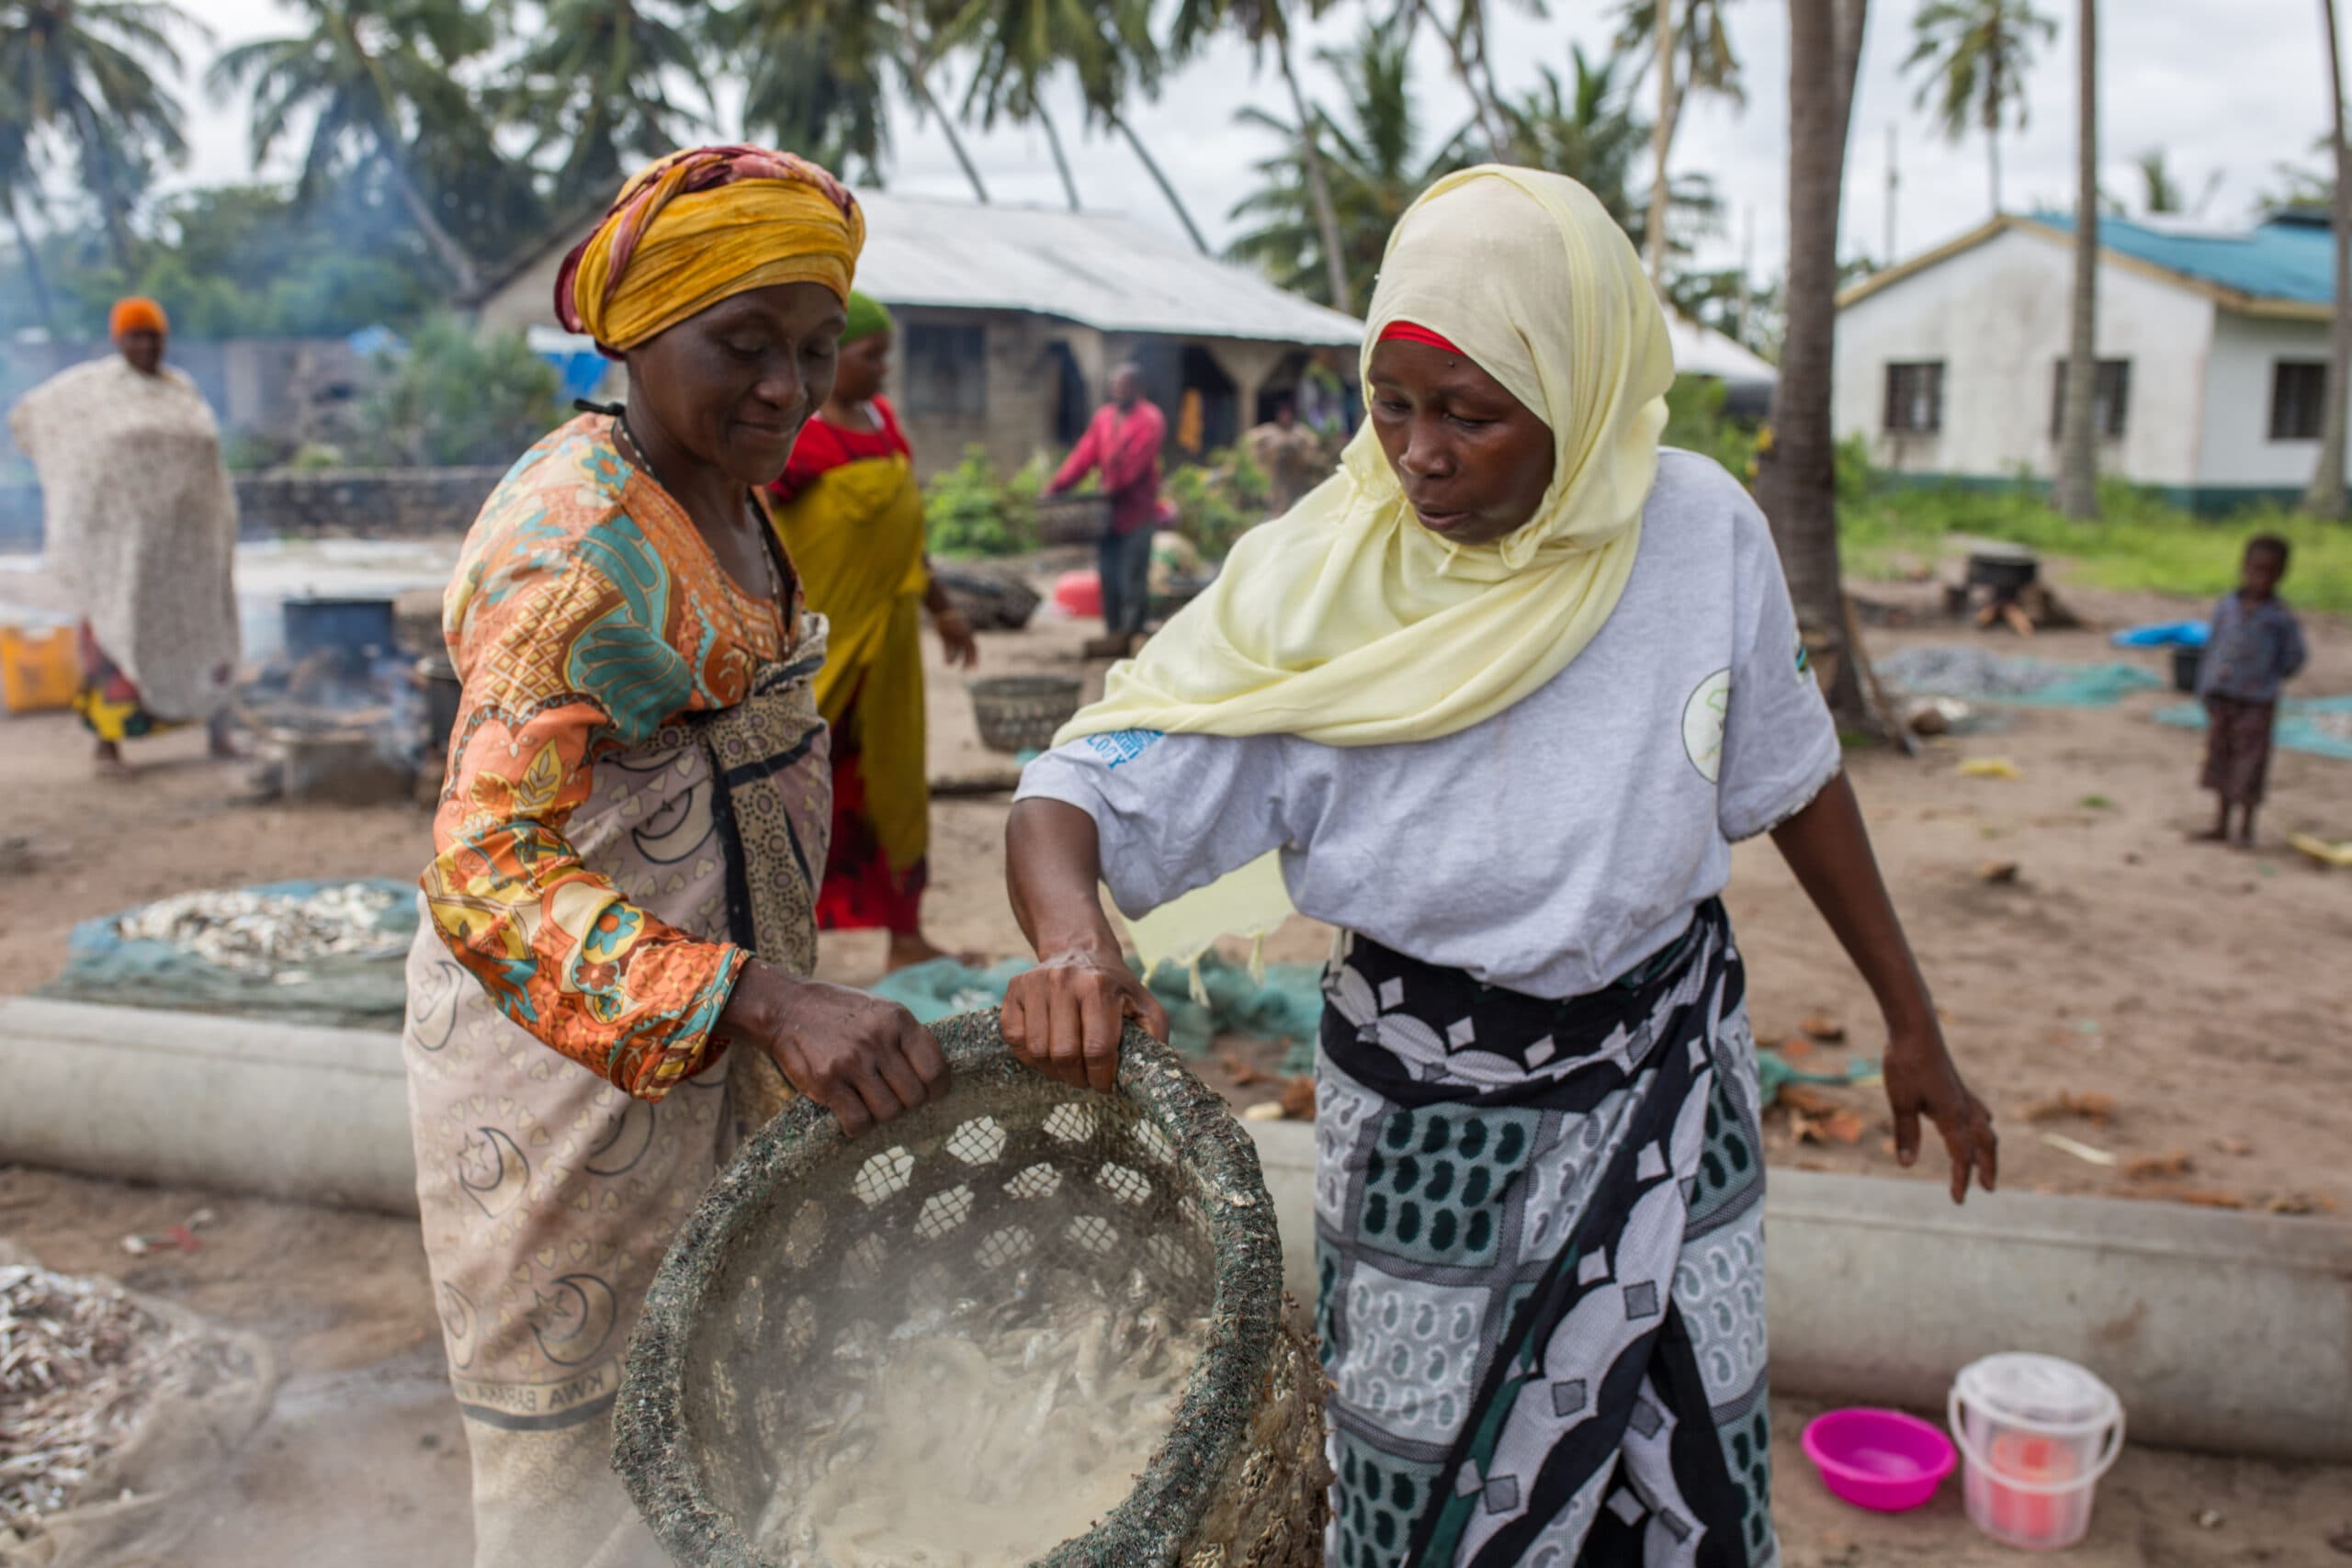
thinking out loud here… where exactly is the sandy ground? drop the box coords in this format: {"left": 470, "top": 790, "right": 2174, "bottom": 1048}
{"left": 3, "top": 560, "right": 2349, "bottom": 1562}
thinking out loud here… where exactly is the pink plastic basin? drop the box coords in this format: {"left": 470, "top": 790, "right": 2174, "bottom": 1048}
{"left": 1802, "top": 1408, "right": 1957, "bottom": 1513}
{"left": 1052, "top": 570, "right": 1102, "bottom": 620}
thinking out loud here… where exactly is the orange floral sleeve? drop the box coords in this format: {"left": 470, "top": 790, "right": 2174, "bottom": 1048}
{"left": 422, "top": 419, "right": 782, "bottom": 1099}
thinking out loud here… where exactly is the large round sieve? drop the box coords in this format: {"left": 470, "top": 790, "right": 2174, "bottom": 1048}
{"left": 615, "top": 1012, "right": 1289, "bottom": 1568}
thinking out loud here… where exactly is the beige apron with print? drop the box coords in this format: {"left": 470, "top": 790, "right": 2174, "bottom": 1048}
{"left": 404, "top": 631, "right": 830, "bottom": 1568}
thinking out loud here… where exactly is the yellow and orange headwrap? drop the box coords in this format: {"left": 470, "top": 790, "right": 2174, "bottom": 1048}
{"left": 109, "top": 297, "right": 169, "bottom": 340}
{"left": 556, "top": 145, "right": 865, "bottom": 355}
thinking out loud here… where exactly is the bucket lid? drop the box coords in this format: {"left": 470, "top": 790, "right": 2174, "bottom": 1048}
{"left": 1955, "top": 1353, "right": 2120, "bottom": 1432}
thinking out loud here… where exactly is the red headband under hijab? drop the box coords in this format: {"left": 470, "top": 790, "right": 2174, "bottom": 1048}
{"left": 1377, "top": 320, "right": 1465, "bottom": 356}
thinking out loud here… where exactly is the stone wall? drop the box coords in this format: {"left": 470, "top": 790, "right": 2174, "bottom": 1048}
{"left": 228, "top": 467, "right": 508, "bottom": 539}
{"left": 0, "top": 466, "right": 507, "bottom": 550}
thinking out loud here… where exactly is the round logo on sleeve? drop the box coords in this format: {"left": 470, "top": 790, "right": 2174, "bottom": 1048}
{"left": 1682, "top": 669, "right": 1732, "bottom": 783}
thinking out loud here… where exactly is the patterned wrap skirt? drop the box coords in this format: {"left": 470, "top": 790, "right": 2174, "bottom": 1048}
{"left": 74, "top": 621, "right": 181, "bottom": 743}
{"left": 1316, "top": 901, "right": 1778, "bottom": 1568}
{"left": 2199, "top": 694, "right": 2277, "bottom": 807}
{"left": 403, "top": 649, "right": 828, "bottom": 1568}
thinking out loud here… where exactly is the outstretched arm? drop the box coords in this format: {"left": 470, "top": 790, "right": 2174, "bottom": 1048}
{"left": 1770, "top": 773, "right": 1998, "bottom": 1202}
{"left": 1002, "top": 799, "right": 1170, "bottom": 1093}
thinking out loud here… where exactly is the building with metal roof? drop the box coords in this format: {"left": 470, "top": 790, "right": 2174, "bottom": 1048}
{"left": 473, "top": 192, "right": 1364, "bottom": 479}
{"left": 1834, "top": 211, "right": 2343, "bottom": 512}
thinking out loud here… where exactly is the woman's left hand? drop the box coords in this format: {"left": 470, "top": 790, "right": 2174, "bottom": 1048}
{"left": 935, "top": 606, "right": 979, "bottom": 670}
{"left": 1882, "top": 1024, "right": 1998, "bottom": 1203}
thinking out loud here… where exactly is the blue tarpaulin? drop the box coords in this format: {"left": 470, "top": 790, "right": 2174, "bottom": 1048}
{"left": 40, "top": 878, "right": 416, "bottom": 1026}
{"left": 526, "top": 326, "right": 613, "bottom": 404}
{"left": 870, "top": 952, "right": 1327, "bottom": 1072}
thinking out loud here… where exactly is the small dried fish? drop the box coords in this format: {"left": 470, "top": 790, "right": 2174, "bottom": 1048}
{"left": 114, "top": 883, "right": 402, "bottom": 974}
{"left": 761, "top": 1269, "right": 1210, "bottom": 1567}
{"left": 0, "top": 1265, "right": 235, "bottom": 1528}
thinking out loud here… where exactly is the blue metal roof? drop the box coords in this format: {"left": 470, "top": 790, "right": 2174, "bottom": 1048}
{"left": 2031, "top": 211, "right": 2334, "bottom": 307}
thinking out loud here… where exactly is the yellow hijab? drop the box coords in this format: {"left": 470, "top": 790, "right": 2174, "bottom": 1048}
{"left": 1057, "top": 165, "right": 1676, "bottom": 974}
{"left": 557, "top": 145, "right": 865, "bottom": 353}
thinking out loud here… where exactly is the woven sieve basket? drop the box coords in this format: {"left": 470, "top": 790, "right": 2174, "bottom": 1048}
{"left": 615, "top": 1012, "right": 1329, "bottom": 1568}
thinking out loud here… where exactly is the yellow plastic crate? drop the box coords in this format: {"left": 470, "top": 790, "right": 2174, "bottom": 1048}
{"left": 1, "top": 624, "right": 81, "bottom": 715}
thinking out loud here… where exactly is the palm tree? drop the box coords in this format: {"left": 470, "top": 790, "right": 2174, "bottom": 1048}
{"left": 945, "top": 0, "right": 1210, "bottom": 245}
{"left": 2053, "top": 0, "right": 2099, "bottom": 520}
{"left": 723, "top": 10, "right": 889, "bottom": 183}
{"left": 2121, "top": 148, "right": 2221, "bottom": 218}
{"left": 1502, "top": 43, "right": 1721, "bottom": 257}
{"left": 1615, "top": 0, "right": 1744, "bottom": 286}
{"left": 1388, "top": 0, "right": 1536, "bottom": 159}
{"left": 1227, "top": 21, "right": 1470, "bottom": 310}
{"left": 2133, "top": 148, "right": 2181, "bottom": 214}
{"left": 2305, "top": 0, "right": 2349, "bottom": 517}
{"left": 0, "top": 0, "right": 202, "bottom": 272}
{"left": 1753, "top": 0, "right": 1870, "bottom": 726}
{"left": 1171, "top": 0, "right": 1353, "bottom": 310}
{"left": 503, "top": 0, "right": 711, "bottom": 208}
{"left": 0, "top": 111, "right": 59, "bottom": 334}
{"left": 950, "top": 0, "right": 1155, "bottom": 212}
{"left": 209, "top": 0, "right": 496, "bottom": 294}
{"left": 725, "top": 0, "right": 989, "bottom": 201}
{"left": 1903, "top": 0, "right": 2054, "bottom": 217}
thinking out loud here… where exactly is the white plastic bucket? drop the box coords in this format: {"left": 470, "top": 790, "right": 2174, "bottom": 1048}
{"left": 1949, "top": 1353, "right": 2125, "bottom": 1551}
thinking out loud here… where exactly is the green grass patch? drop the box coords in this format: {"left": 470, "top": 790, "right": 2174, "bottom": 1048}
{"left": 1838, "top": 474, "right": 2352, "bottom": 615}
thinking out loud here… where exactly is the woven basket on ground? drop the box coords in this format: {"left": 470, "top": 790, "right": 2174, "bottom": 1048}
{"left": 967, "top": 675, "right": 1083, "bottom": 756}
{"left": 616, "top": 1014, "right": 1329, "bottom": 1568}
{"left": 1035, "top": 495, "right": 1111, "bottom": 547}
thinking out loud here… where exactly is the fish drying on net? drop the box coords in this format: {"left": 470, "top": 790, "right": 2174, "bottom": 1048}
{"left": 113, "top": 883, "right": 404, "bottom": 973}
{"left": 755, "top": 1267, "right": 1209, "bottom": 1568}
{"left": 0, "top": 1265, "right": 234, "bottom": 1529}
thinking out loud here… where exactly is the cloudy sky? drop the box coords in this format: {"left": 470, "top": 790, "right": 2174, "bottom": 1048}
{"left": 172, "top": 0, "right": 2335, "bottom": 280}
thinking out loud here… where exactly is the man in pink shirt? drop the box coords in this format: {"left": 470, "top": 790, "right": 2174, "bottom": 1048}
{"left": 1046, "top": 363, "right": 1167, "bottom": 657}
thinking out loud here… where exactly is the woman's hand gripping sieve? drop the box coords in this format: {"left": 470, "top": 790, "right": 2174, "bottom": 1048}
{"left": 719, "top": 962, "right": 949, "bottom": 1135}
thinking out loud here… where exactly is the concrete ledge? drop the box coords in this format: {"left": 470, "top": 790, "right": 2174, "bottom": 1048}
{"left": 0, "top": 997, "right": 415, "bottom": 1214}
{"left": 3, "top": 1001, "right": 2343, "bottom": 1461}
{"left": 1246, "top": 1119, "right": 2352, "bottom": 1463}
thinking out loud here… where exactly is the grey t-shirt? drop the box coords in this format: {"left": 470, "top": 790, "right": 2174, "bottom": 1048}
{"left": 1015, "top": 450, "right": 1842, "bottom": 999}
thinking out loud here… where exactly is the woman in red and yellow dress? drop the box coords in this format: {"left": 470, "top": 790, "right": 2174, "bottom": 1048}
{"left": 765, "top": 290, "right": 979, "bottom": 970}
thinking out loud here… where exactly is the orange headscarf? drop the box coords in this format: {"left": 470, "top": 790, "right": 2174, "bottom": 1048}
{"left": 108, "top": 297, "right": 169, "bottom": 340}
{"left": 556, "top": 145, "right": 864, "bottom": 355}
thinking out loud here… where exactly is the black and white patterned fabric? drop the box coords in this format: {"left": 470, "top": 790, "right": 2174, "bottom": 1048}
{"left": 1315, "top": 901, "right": 1777, "bottom": 1568}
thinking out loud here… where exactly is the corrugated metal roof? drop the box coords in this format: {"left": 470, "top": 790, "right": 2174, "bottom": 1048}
{"left": 851, "top": 192, "right": 1363, "bottom": 346}
{"left": 2030, "top": 211, "right": 2333, "bottom": 306}
{"left": 1668, "top": 311, "right": 1776, "bottom": 386}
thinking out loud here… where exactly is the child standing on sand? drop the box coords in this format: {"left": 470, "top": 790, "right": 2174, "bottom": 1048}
{"left": 2196, "top": 535, "right": 2307, "bottom": 847}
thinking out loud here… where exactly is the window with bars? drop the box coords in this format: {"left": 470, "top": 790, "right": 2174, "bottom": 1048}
{"left": 1883, "top": 362, "right": 1945, "bottom": 434}
{"left": 902, "top": 323, "right": 988, "bottom": 416}
{"left": 2269, "top": 361, "right": 2328, "bottom": 442}
{"left": 2049, "top": 359, "right": 2132, "bottom": 439}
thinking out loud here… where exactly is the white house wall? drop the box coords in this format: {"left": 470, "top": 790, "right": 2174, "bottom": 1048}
{"left": 2197, "top": 311, "right": 2343, "bottom": 491}
{"left": 1833, "top": 227, "right": 2214, "bottom": 488}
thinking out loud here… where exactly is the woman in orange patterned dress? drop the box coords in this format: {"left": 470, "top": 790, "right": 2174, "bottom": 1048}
{"left": 401, "top": 146, "right": 948, "bottom": 1568}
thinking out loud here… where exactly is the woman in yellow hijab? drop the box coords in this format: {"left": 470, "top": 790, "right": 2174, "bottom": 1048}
{"left": 765, "top": 290, "right": 979, "bottom": 971}
{"left": 403, "top": 145, "right": 945, "bottom": 1568}
{"left": 1001, "top": 166, "right": 1998, "bottom": 1567}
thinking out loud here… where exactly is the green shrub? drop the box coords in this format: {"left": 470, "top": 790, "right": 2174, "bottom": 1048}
{"left": 1165, "top": 445, "right": 1273, "bottom": 563}
{"left": 923, "top": 446, "right": 1038, "bottom": 558}
{"left": 359, "top": 318, "right": 565, "bottom": 467}
{"left": 1662, "top": 378, "right": 1762, "bottom": 480}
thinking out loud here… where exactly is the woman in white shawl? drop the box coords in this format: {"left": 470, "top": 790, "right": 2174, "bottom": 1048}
{"left": 8, "top": 297, "right": 241, "bottom": 777}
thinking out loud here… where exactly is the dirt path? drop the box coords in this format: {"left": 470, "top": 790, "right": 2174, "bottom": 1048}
{"left": 0, "top": 573, "right": 2345, "bottom": 1211}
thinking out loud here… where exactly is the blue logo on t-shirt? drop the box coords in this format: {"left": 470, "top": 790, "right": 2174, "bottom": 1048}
{"left": 1082, "top": 729, "right": 1166, "bottom": 769}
